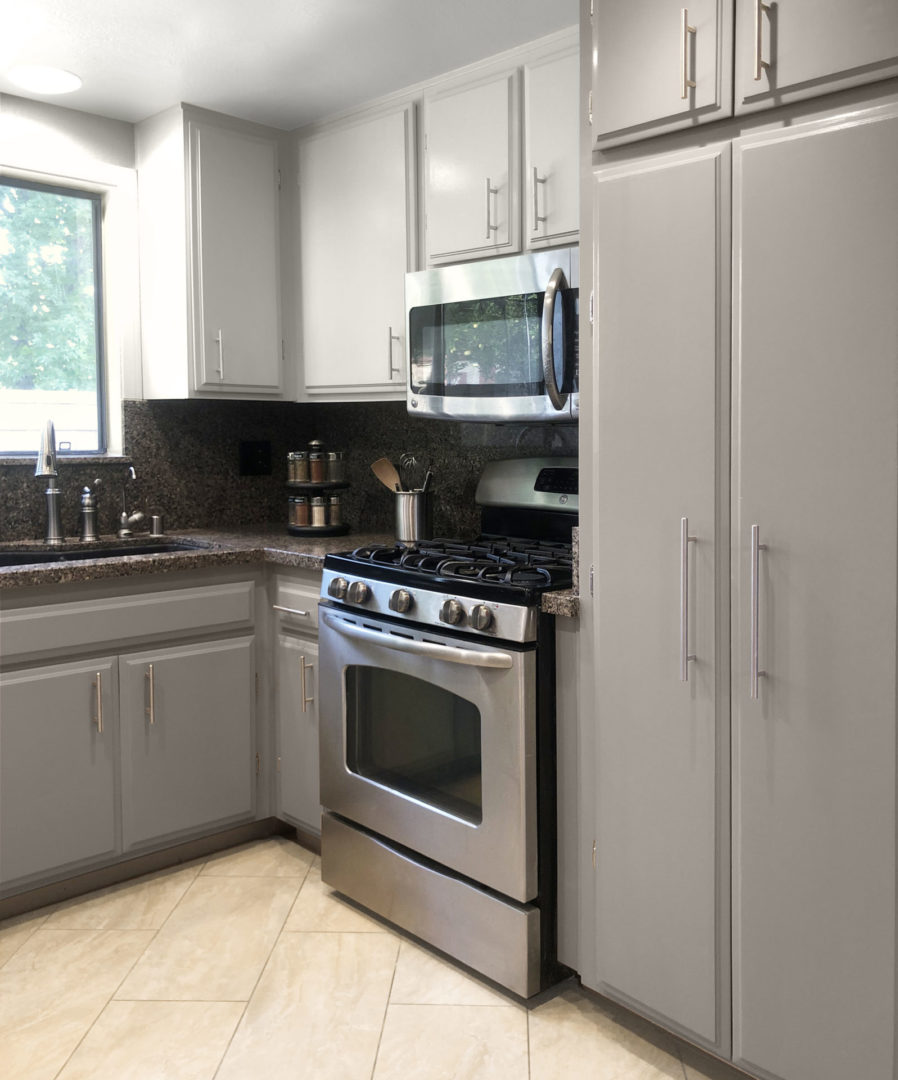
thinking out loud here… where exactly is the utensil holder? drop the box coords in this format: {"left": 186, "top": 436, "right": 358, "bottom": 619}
{"left": 395, "top": 490, "right": 432, "bottom": 543}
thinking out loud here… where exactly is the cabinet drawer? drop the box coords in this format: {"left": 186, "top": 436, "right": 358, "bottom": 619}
{"left": 1, "top": 581, "right": 255, "bottom": 661}
{"left": 273, "top": 576, "right": 320, "bottom": 632}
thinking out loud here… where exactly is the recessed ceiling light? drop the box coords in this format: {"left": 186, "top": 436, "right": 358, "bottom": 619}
{"left": 7, "top": 65, "right": 82, "bottom": 95}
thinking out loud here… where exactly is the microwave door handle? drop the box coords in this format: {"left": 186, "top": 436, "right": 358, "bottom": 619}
{"left": 541, "top": 267, "right": 568, "bottom": 411}
{"left": 321, "top": 612, "right": 514, "bottom": 669}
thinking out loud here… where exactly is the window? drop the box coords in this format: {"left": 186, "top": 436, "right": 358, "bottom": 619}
{"left": 0, "top": 178, "right": 106, "bottom": 453}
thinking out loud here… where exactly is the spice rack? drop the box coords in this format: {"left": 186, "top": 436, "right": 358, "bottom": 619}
{"left": 285, "top": 443, "right": 351, "bottom": 537}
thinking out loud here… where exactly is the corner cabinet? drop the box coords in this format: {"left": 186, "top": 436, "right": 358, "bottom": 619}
{"left": 297, "top": 105, "right": 414, "bottom": 399}
{"left": 423, "top": 70, "right": 522, "bottom": 263}
{"left": 136, "top": 105, "right": 283, "bottom": 399}
{"left": 588, "top": 100, "right": 898, "bottom": 1080}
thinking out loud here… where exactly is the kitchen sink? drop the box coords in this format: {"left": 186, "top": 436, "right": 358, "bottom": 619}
{"left": 0, "top": 540, "right": 209, "bottom": 568}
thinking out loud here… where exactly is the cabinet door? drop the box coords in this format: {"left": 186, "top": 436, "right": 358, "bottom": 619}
{"left": 593, "top": 0, "right": 733, "bottom": 147}
{"left": 299, "top": 107, "right": 413, "bottom": 397}
{"left": 524, "top": 51, "right": 579, "bottom": 248}
{"left": 275, "top": 632, "right": 320, "bottom": 832}
{"left": 120, "top": 637, "right": 255, "bottom": 850}
{"left": 189, "top": 121, "right": 282, "bottom": 395}
{"left": 0, "top": 658, "right": 118, "bottom": 885}
{"left": 732, "top": 106, "right": 898, "bottom": 1080}
{"left": 735, "top": 0, "right": 898, "bottom": 115}
{"left": 589, "top": 145, "right": 730, "bottom": 1051}
{"left": 424, "top": 72, "right": 521, "bottom": 262}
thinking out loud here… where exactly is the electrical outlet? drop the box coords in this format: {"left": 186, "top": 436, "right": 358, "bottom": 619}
{"left": 239, "top": 440, "right": 272, "bottom": 476}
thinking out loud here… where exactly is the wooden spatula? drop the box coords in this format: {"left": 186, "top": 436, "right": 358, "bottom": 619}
{"left": 371, "top": 457, "right": 402, "bottom": 491}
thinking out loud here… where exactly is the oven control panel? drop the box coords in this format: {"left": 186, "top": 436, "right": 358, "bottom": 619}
{"left": 321, "top": 570, "right": 537, "bottom": 643}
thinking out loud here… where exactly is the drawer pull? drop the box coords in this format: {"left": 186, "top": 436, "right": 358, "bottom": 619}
{"left": 146, "top": 663, "right": 156, "bottom": 725}
{"left": 93, "top": 672, "right": 104, "bottom": 734}
{"left": 273, "top": 604, "right": 311, "bottom": 618}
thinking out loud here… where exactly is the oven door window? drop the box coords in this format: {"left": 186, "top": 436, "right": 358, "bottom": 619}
{"left": 409, "top": 293, "right": 544, "bottom": 398}
{"left": 345, "top": 666, "right": 482, "bottom": 825}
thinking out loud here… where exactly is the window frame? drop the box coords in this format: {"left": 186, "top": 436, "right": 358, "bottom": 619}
{"left": 0, "top": 174, "right": 109, "bottom": 455}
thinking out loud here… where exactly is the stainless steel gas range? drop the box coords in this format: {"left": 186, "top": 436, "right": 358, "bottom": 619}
{"left": 318, "top": 457, "right": 577, "bottom": 998}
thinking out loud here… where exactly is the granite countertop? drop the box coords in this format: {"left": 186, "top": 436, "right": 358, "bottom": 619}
{"left": 0, "top": 525, "right": 580, "bottom": 617}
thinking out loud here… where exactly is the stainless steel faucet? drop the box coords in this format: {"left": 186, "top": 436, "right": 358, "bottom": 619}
{"left": 35, "top": 419, "right": 63, "bottom": 545}
{"left": 118, "top": 466, "right": 145, "bottom": 537}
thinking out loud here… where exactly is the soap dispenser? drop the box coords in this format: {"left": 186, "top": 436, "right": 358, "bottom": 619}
{"left": 80, "top": 481, "right": 100, "bottom": 542}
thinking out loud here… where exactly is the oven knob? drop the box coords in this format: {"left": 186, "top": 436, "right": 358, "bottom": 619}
{"left": 440, "top": 598, "right": 465, "bottom": 625}
{"left": 346, "top": 580, "right": 371, "bottom": 604}
{"left": 327, "top": 576, "right": 349, "bottom": 600}
{"left": 389, "top": 588, "right": 413, "bottom": 613}
{"left": 470, "top": 604, "right": 493, "bottom": 631}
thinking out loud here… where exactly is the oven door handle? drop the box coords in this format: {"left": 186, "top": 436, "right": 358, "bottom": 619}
{"left": 321, "top": 613, "right": 515, "bottom": 669}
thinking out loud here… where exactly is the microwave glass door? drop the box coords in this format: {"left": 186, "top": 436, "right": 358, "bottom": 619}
{"left": 345, "top": 667, "right": 483, "bottom": 825}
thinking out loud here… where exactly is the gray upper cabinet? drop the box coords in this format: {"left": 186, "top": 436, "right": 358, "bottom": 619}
{"left": 0, "top": 658, "right": 119, "bottom": 887}
{"left": 735, "top": 0, "right": 898, "bottom": 114}
{"left": 591, "top": 144, "right": 730, "bottom": 1052}
{"left": 120, "top": 636, "right": 256, "bottom": 851}
{"left": 592, "top": 0, "right": 733, "bottom": 147}
{"left": 730, "top": 103, "right": 898, "bottom": 1080}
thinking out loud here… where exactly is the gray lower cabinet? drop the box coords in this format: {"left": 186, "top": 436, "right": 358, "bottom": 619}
{"left": 119, "top": 637, "right": 256, "bottom": 851}
{"left": 0, "top": 657, "right": 119, "bottom": 886}
{"left": 588, "top": 98, "right": 898, "bottom": 1080}
{"left": 275, "top": 632, "right": 319, "bottom": 832}
{"left": 592, "top": 143, "right": 730, "bottom": 1052}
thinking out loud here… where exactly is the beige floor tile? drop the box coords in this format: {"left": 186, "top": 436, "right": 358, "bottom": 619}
{"left": 115, "top": 875, "right": 298, "bottom": 1001}
{"left": 200, "top": 836, "right": 315, "bottom": 878}
{"left": 44, "top": 863, "right": 200, "bottom": 931}
{"left": 282, "top": 859, "right": 392, "bottom": 934}
{"left": 681, "top": 1044, "right": 750, "bottom": 1080}
{"left": 56, "top": 1000, "right": 245, "bottom": 1080}
{"left": 528, "top": 988, "right": 685, "bottom": 1080}
{"left": 390, "top": 939, "right": 516, "bottom": 1007}
{"left": 0, "top": 928, "right": 154, "bottom": 1080}
{"left": 216, "top": 930, "right": 399, "bottom": 1080}
{"left": 0, "top": 908, "right": 49, "bottom": 968}
{"left": 373, "top": 1003, "right": 529, "bottom": 1080}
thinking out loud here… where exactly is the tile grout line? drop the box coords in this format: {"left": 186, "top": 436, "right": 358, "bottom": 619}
{"left": 47, "top": 857, "right": 209, "bottom": 1080}
{"left": 367, "top": 936, "right": 401, "bottom": 1080}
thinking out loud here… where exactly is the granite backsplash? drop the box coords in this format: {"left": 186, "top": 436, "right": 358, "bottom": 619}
{"left": 0, "top": 399, "right": 577, "bottom": 543}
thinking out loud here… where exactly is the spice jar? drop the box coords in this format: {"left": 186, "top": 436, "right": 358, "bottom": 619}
{"left": 293, "top": 495, "right": 310, "bottom": 526}
{"left": 326, "top": 450, "right": 346, "bottom": 483}
{"left": 309, "top": 452, "right": 326, "bottom": 483}
{"left": 310, "top": 496, "right": 327, "bottom": 527}
{"left": 328, "top": 494, "right": 342, "bottom": 526}
{"left": 292, "top": 450, "right": 309, "bottom": 482}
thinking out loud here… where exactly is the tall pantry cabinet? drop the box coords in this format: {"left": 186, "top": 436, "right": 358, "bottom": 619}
{"left": 589, "top": 80, "right": 898, "bottom": 1080}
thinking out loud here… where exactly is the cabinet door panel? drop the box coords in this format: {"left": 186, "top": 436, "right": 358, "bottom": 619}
{"left": 120, "top": 637, "right": 254, "bottom": 850}
{"left": 276, "top": 633, "right": 319, "bottom": 831}
{"left": 732, "top": 107, "right": 898, "bottom": 1080}
{"left": 735, "top": 0, "right": 898, "bottom": 114}
{"left": 425, "top": 73, "right": 520, "bottom": 261}
{"left": 590, "top": 146, "right": 729, "bottom": 1049}
{"left": 0, "top": 659, "right": 118, "bottom": 884}
{"left": 525, "top": 51, "right": 579, "bottom": 247}
{"left": 299, "top": 107, "right": 412, "bottom": 396}
{"left": 191, "top": 123, "right": 281, "bottom": 394}
{"left": 594, "top": 0, "right": 732, "bottom": 147}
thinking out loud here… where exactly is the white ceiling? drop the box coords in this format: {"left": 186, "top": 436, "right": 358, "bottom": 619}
{"left": 0, "top": 0, "right": 579, "bottom": 130}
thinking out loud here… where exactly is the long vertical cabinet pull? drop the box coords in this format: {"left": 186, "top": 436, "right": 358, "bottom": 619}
{"left": 680, "top": 517, "right": 697, "bottom": 681}
{"left": 300, "top": 655, "right": 315, "bottom": 713}
{"left": 387, "top": 325, "right": 401, "bottom": 381}
{"left": 485, "top": 177, "right": 499, "bottom": 240}
{"left": 754, "top": 0, "right": 771, "bottom": 81}
{"left": 145, "top": 663, "right": 156, "bottom": 725}
{"left": 93, "top": 672, "right": 104, "bottom": 734}
{"left": 531, "top": 166, "right": 547, "bottom": 233}
{"left": 750, "top": 524, "right": 767, "bottom": 698}
{"left": 680, "top": 10, "right": 697, "bottom": 99}
{"left": 215, "top": 330, "right": 224, "bottom": 382}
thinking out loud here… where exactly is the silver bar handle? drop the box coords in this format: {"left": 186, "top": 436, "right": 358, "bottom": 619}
{"left": 541, "top": 267, "right": 568, "bottom": 411}
{"left": 214, "top": 330, "right": 224, "bottom": 381}
{"left": 322, "top": 612, "right": 514, "bottom": 669}
{"left": 750, "top": 524, "right": 767, "bottom": 698}
{"left": 754, "top": 0, "right": 770, "bottom": 81}
{"left": 531, "top": 166, "right": 547, "bottom": 233}
{"left": 93, "top": 672, "right": 104, "bottom": 734}
{"left": 680, "top": 518, "right": 697, "bottom": 682}
{"left": 485, "top": 177, "right": 498, "bottom": 241}
{"left": 680, "top": 9, "right": 696, "bottom": 99}
{"left": 273, "top": 604, "right": 311, "bottom": 618}
{"left": 300, "top": 654, "right": 315, "bottom": 713}
{"left": 146, "top": 663, "right": 156, "bottom": 725}
{"left": 387, "top": 325, "right": 401, "bottom": 381}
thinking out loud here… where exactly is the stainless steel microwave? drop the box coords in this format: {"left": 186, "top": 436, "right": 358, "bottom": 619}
{"left": 406, "top": 246, "right": 579, "bottom": 423}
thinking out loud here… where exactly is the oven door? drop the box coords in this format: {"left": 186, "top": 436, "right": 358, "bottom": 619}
{"left": 318, "top": 605, "right": 537, "bottom": 902}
